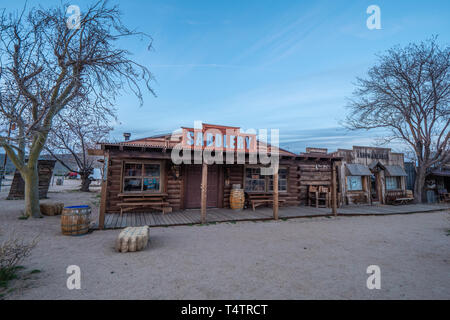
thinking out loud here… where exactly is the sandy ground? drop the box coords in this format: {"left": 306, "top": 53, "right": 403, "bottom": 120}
{"left": 0, "top": 187, "right": 449, "bottom": 300}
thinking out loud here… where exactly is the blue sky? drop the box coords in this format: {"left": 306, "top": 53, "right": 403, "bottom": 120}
{"left": 4, "top": 0, "right": 450, "bottom": 153}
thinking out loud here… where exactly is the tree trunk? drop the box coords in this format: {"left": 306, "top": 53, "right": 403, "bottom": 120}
{"left": 414, "top": 168, "right": 426, "bottom": 204}
{"left": 23, "top": 164, "right": 42, "bottom": 218}
{"left": 80, "top": 173, "right": 92, "bottom": 192}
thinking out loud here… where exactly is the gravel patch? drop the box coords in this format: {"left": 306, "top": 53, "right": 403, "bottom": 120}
{"left": 1, "top": 191, "right": 449, "bottom": 299}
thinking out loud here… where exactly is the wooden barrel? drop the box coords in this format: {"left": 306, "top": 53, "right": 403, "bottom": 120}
{"left": 61, "top": 205, "right": 91, "bottom": 236}
{"left": 230, "top": 188, "right": 245, "bottom": 210}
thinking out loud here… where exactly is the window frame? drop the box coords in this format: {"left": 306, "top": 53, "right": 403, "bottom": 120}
{"left": 244, "top": 165, "right": 288, "bottom": 193}
{"left": 346, "top": 175, "right": 363, "bottom": 191}
{"left": 122, "top": 160, "right": 164, "bottom": 193}
{"left": 385, "top": 176, "right": 401, "bottom": 191}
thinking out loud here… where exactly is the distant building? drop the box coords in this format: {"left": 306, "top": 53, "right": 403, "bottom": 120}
{"left": 404, "top": 162, "right": 416, "bottom": 190}
{"left": 425, "top": 161, "right": 450, "bottom": 203}
{"left": 333, "top": 146, "right": 408, "bottom": 205}
{"left": 0, "top": 153, "right": 102, "bottom": 176}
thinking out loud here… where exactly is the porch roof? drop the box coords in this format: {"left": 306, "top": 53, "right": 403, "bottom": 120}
{"left": 384, "top": 165, "right": 407, "bottom": 177}
{"left": 429, "top": 169, "right": 450, "bottom": 177}
{"left": 345, "top": 164, "right": 372, "bottom": 176}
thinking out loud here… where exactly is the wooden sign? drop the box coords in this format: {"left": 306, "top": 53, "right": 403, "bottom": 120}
{"left": 181, "top": 124, "right": 257, "bottom": 152}
{"left": 306, "top": 147, "right": 328, "bottom": 154}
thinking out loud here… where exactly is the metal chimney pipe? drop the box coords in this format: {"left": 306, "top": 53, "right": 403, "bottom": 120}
{"left": 123, "top": 132, "right": 131, "bottom": 141}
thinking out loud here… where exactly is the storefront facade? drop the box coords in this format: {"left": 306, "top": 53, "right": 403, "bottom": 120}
{"left": 92, "top": 124, "right": 340, "bottom": 228}
{"left": 333, "top": 146, "right": 408, "bottom": 205}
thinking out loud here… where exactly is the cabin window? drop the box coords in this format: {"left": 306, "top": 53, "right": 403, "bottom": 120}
{"left": 123, "top": 162, "right": 161, "bottom": 192}
{"left": 386, "top": 176, "right": 401, "bottom": 190}
{"left": 269, "top": 168, "right": 288, "bottom": 192}
{"left": 347, "top": 176, "right": 363, "bottom": 191}
{"left": 245, "top": 166, "right": 288, "bottom": 192}
{"left": 245, "top": 167, "right": 266, "bottom": 192}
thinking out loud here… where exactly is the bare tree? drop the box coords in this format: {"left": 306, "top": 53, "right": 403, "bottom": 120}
{"left": 345, "top": 37, "right": 450, "bottom": 203}
{"left": 44, "top": 103, "right": 114, "bottom": 192}
{"left": 0, "top": 1, "right": 154, "bottom": 217}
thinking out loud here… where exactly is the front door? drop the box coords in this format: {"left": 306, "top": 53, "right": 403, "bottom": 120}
{"left": 184, "top": 165, "right": 220, "bottom": 208}
{"left": 370, "top": 174, "right": 379, "bottom": 202}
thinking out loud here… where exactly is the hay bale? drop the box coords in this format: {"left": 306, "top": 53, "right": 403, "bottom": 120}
{"left": 40, "top": 202, "right": 64, "bottom": 216}
{"left": 115, "top": 226, "right": 149, "bottom": 253}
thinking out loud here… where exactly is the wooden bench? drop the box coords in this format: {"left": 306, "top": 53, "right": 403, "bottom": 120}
{"left": 117, "top": 193, "right": 172, "bottom": 216}
{"left": 387, "top": 190, "right": 414, "bottom": 205}
{"left": 246, "top": 193, "right": 286, "bottom": 211}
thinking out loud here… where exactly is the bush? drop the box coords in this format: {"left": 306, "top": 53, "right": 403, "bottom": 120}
{"left": 0, "top": 231, "right": 38, "bottom": 287}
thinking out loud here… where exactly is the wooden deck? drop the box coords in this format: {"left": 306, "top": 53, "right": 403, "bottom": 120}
{"left": 93, "top": 203, "right": 450, "bottom": 230}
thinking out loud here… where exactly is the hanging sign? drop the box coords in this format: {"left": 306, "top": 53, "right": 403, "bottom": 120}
{"left": 181, "top": 124, "right": 257, "bottom": 153}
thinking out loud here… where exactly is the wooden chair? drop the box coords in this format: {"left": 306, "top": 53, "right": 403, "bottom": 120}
{"left": 308, "top": 186, "right": 318, "bottom": 207}
{"left": 308, "top": 186, "right": 329, "bottom": 208}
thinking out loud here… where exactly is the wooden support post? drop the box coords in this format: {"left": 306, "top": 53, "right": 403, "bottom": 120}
{"left": 331, "top": 161, "right": 337, "bottom": 216}
{"left": 200, "top": 162, "right": 208, "bottom": 224}
{"left": 98, "top": 152, "right": 109, "bottom": 229}
{"left": 273, "top": 167, "right": 279, "bottom": 220}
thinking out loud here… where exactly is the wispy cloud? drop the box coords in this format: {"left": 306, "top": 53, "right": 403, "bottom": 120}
{"left": 151, "top": 63, "right": 245, "bottom": 69}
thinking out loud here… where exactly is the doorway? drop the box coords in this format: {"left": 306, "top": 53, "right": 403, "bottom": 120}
{"left": 184, "top": 165, "right": 220, "bottom": 208}
{"left": 370, "top": 174, "right": 379, "bottom": 202}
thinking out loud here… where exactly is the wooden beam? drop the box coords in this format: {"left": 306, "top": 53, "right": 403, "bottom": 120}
{"left": 200, "top": 162, "right": 208, "bottom": 224}
{"left": 331, "top": 161, "right": 337, "bottom": 216}
{"left": 98, "top": 152, "right": 109, "bottom": 229}
{"left": 87, "top": 148, "right": 104, "bottom": 156}
{"left": 273, "top": 167, "right": 279, "bottom": 220}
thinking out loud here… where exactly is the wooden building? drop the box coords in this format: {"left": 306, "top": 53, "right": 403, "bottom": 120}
{"left": 91, "top": 124, "right": 340, "bottom": 228}
{"left": 7, "top": 160, "right": 56, "bottom": 200}
{"left": 333, "top": 146, "right": 408, "bottom": 205}
{"left": 425, "top": 161, "right": 450, "bottom": 203}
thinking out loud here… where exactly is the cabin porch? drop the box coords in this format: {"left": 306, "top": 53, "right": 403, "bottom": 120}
{"left": 92, "top": 203, "right": 450, "bottom": 230}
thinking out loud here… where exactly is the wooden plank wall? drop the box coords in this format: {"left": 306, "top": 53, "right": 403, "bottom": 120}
{"left": 297, "top": 159, "right": 332, "bottom": 205}
{"left": 105, "top": 158, "right": 122, "bottom": 212}
{"left": 105, "top": 156, "right": 334, "bottom": 212}
{"left": 222, "top": 164, "right": 244, "bottom": 208}
{"left": 280, "top": 158, "right": 300, "bottom": 206}
{"left": 167, "top": 167, "right": 182, "bottom": 210}
{"left": 106, "top": 158, "right": 182, "bottom": 213}
{"left": 7, "top": 160, "right": 56, "bottom": 200}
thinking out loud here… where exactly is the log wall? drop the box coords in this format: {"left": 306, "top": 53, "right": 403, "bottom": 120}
{"left": 296, "top": 159, "right": 332, "bottom": 205}
{"left": 104, "top": 155, "right": 335, "bottom": 212}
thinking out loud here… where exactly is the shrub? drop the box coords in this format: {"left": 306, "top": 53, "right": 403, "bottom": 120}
{"left": 0, "top": 231, "right": 38, "bottom": 287}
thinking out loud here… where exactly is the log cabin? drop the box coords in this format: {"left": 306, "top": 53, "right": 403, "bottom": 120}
{"left": 90, "top": 123, "right": 341, "bottom": 228}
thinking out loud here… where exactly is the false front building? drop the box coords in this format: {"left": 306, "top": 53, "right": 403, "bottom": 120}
{"left": 333, "top": 146, "right": 408, "bottom": 205}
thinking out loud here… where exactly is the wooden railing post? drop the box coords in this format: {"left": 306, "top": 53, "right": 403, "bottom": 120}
{"left": 98, "top": 152, "right": 109, "bottom": 229}
{"left": 331, "top": 161, "right": 337, "bottom": 216}
{"left": 273, "top": 166, "right": 279, "bottom": 220}
{"left": 200, "top": 162, "right": 208, "bottom": 224}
